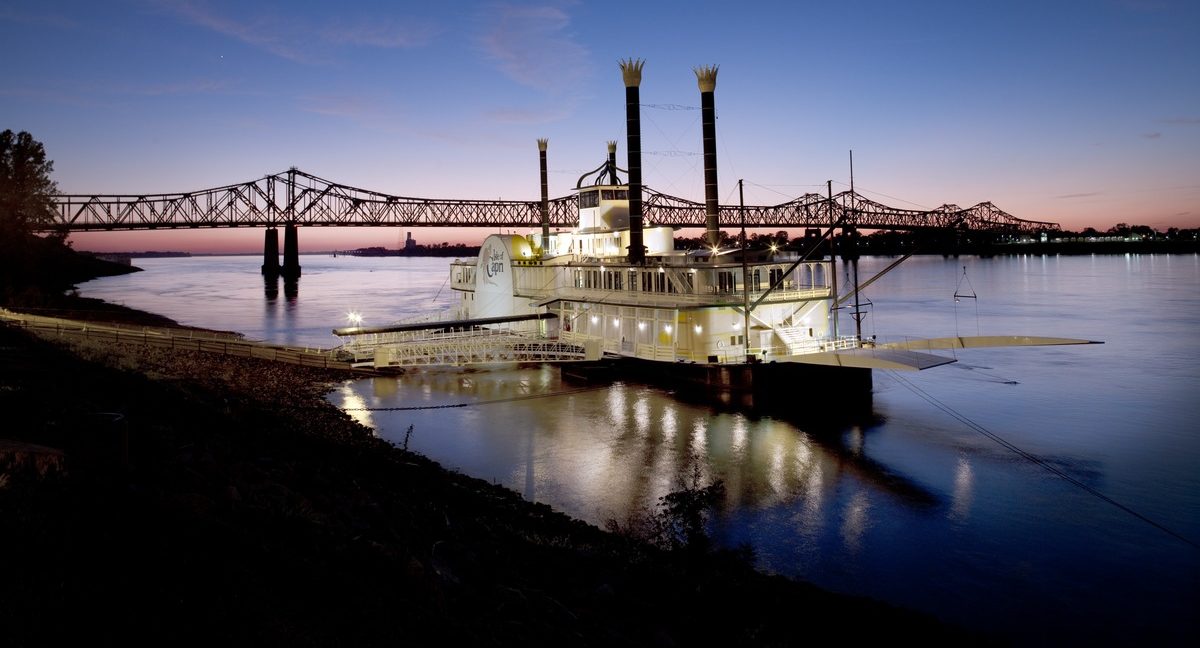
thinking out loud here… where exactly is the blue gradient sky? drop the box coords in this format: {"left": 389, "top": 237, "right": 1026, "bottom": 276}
{"left": 3, "top": 0, "right": 1197, "bottom": 253}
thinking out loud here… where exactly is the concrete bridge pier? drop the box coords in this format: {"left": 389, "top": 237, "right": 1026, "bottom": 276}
{"left": 261, "top": 227, "right": 280, "bottom": 275}
{"left": 282, "top": 222, "right": 302, "bottom": 279}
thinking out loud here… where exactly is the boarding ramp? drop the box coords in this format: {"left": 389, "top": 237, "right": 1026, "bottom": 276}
{"left": 333, "top": 313, "right": 601, "bottom": 369}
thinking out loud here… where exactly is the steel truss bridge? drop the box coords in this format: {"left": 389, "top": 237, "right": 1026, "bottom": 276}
{"left": 45, "top": 168, "right": 1058, "bottom": 235}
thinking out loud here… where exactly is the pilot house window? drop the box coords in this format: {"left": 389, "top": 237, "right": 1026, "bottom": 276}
{"left": 579, "top": 190, "right": 599, "bottom": 209}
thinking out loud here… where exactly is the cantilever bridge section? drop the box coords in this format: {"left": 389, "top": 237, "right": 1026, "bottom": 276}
{"left": 48, "top": 168, "right": 1058, "bottom": 235}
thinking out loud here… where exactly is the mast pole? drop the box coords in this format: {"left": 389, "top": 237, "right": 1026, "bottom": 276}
{"left": 850, "top": 149, "right": 863, "bottom": 343}
{"left": 828, "top": 180, "right": 838, "bottom": 340}
{"left": 739, "top": 179, "right": 750, "bottom": 359}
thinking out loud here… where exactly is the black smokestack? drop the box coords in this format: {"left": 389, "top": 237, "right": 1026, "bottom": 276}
{"left": 606, "top": 140, "right": 619, "bottom": 185}
{"left": 620, "top": 58, "right": 645, "bottom": 264}
{"left": 538, "top": 138, "right": 549, "bottom": 247}
{"left": 695, "top": 65, "right": 720, "bottom": 248}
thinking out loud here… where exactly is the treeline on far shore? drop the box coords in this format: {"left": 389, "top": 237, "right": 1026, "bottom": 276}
{"left": 340, "top": 244, "right": 481, "bottom": 257}
{"left": 682, "top": 223, "right": 1200, "bottom": 257}
{"left": 326, "top": 224, "right": 1200, "bottom": 259}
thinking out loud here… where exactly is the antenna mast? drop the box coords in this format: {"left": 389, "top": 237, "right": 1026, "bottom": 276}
{"left": 849, "top": 150, "right": 866, "bottom": 344}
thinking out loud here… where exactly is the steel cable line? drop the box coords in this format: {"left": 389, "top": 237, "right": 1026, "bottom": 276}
{"left": 886, "top": 369, "right": 1199, "bottom": 549}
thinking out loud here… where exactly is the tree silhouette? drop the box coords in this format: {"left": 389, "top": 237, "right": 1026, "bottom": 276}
{"left": 0, "top": 130, "right": 59, "bottom": 238}
{"left": 0, "top": 130, "right": 98, "bottom": 304}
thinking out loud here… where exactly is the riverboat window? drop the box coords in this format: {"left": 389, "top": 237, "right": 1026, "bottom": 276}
{"left": 768, "top": 268, "right": 783, "bottom": 288}
{"left": 628, "top": 270, "right": 637, "bottom": 291}
{"left": 601, "top": 189, "right": 627, "bottom": 201}
{"left": 654, "top": 273, "right": 666, "bottom": 293}
{"left": 641, "top": 271, "right": 652, "bottom": 292}
{"left": 718, "top": 271, "right": 735, "bottom": 293}
{"left": 751, "top": 269, "right": 761, "bottom": 290}
{"left": 579, "top": 190, "right": 599, "bottom": 208}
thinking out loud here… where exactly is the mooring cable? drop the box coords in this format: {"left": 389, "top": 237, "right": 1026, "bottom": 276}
{"left": 886, "top": 369, "right": 1198, "bottom": 549}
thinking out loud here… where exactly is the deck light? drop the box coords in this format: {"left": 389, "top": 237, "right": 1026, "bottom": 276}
{"left": 591, "top": 315, "right": 599, "bottom": 324}
{"left": 663, "top": 324, "right": 673, "bottom": 334}
{"left": 694, "top": 324, "right": 702, "bottom": 334}
{"left": 347, "top": 311, "right": 363, "bottom": 326}
{"left": 637, "top": 322, "right": 646, "bottom": 331}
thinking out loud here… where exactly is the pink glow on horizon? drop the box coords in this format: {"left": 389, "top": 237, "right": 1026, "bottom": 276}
{"left": 68, "top": 227, "right": 493, "bottom": 255}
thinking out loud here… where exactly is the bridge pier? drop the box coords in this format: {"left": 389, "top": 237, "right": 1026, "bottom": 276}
{"left": 282, "top": 222, "right": 301, "bottom": 279}
{"left": 261, "top": 227, "right": 280, "bottom": 275}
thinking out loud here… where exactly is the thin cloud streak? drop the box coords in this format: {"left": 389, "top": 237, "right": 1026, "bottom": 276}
{"left": 157, "top": 0, "right": 316, "bottom": 63}
{"left": 133, "top": 79, "right": 234, "bottom": 96}
{"left": 155, "top": 1, "right": 437, "bottom": 65}
{"left": 1055, "top": 192, "right": 1104, "bottom": 199}
{"left": 322, "top": 21, "right": 440, "bottom": 49}
{"left": 298, "top": 94, "right": 412, "bottom": 135}
{"left": 478, "top": 3, "right": 591, "bottom": 95}
{"left": 0, "top": 7, "right": 79, "bottom": 30}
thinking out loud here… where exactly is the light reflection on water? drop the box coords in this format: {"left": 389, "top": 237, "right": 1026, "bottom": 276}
{"left": 79, "top": 252, "right": 1199, "bottom": 644}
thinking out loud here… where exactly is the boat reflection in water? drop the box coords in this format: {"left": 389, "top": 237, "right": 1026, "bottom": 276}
{"left": 332, "top": 362, "right": 940, "bottom": 535}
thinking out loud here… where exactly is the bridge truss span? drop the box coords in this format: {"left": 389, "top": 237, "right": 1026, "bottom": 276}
{"left": 49, "top": 167, "right": 1058, "bottom": 235}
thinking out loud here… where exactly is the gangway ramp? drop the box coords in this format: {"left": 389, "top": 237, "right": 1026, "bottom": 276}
{"left": 333, "top": 312, "right": 601, "bottom": 369}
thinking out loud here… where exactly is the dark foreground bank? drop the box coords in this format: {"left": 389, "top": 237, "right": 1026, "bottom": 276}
{"left": 0, "top": 300, "right": 989, "bottom": 646}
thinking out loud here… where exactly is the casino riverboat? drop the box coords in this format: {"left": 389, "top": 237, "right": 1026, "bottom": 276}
{"left": 334, "top": 60, "right": 1097, "bottom": 401}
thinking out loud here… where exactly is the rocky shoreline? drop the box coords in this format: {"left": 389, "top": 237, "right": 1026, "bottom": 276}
{"left": 0, "top": 298, "right": 989, "bottom": 646}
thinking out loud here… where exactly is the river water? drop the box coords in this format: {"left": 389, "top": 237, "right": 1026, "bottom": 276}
{"left": 78, "top": 252, "right": 1199, "bottom": 645}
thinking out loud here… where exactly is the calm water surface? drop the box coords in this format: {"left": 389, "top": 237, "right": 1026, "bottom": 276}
{"left": 79, "top": 253, "right": 1200, "bottom": 645}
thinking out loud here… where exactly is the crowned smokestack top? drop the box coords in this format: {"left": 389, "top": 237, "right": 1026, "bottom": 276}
{"left": 537, "top": 138, "right": 550, "bottom": 245}
{"left": 695, "top": 64, "right": 720, "bottom": 248}
{"left": 620, "top": 58, "right": 645, "bottom": 264}
{"left": 694, "top": 64, "right": 718, "bottom": 92}
{"left": 621, "top": 58, "right": 644, "bottom": 87}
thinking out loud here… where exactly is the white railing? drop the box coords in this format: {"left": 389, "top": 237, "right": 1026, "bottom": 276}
{"left": 0, "top": 308, "right": 353, "bottom": 370}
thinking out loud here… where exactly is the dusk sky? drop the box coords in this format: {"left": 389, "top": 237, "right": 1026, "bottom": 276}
{"left": 3, "top": 0, "right": 1197, "bottom": 253}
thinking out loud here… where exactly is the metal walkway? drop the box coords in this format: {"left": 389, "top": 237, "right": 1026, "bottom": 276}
{"left": 334, "top": 317, "right": 600, "bottom": 369}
